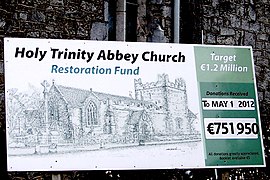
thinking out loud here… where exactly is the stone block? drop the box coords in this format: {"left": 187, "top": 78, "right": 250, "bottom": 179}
{"left": 210, "top": 26, "right": 220, "bottom": 34}
{"left": 202, "top": 18, "right": 211, "bottom": 31}
{"left": 76, "top": 25, "right": 88, "bottom": 38}
{"left": 258, "top": 17, "right": 269, "bottom": 24}
{"left": 203, "top": 6, "right": 215, "bottom": 16}
{"left": 212, "top": 0, "right": 219, "bottom": 8}
{"left": 22, "top": 22, "right": 33, "bottom": 29}
{"left": 255, "top": 41, "right": 266, "bottom": 49}
{"left": 265, "top": 91, "right": 270, "bottom": 102}
{"left": 264, "top": 50, "right": 270, "bottom": 58}
{"left": 45, "top": 25, "right": 54, "bottom": 31}
{"left": 230, "top": 15, "right": 241, "bottom": 28}
{"left": 217, "top": 36, "right": 235, "bottom": 45}
{"left": 161, "top": 5, "right": 171, "bottom": 17}
{"left": 50, "top": 0, "right": 64, "bottom": 6}
{"left": 220, "top": 27, "right": 235, "bottom": 36}
{"left": 257, "top": 80, "right": 267, "bottom": 93}
{"left": 19, "top": 12, "right": 28, "bottom": 20}
{"left": 31, "top": 11, "right": 46, "bottom": 22}
{"left": 26, "top": 31, "right": 40, "bottom": 37}
{"left": 248, "top": 6, "right": 256, "bottom": 21}
{"left": 49, "top": 31, "right": 62, "bottom": 38}
{"left": 40, "top": 32, "right": 49, "bottom": 38}
{"left": 257, "top": 34, "right": 268, "bottom": 41}
{"left": 244, "top": 32, "right": 255, "bottom": 47}
{"left": 211, "top": 16, "right": 218, "bottom": 26}
{"left": 256, "top": 57, "right": 269, "bottom": 68}
{"left": 205, "top": 33, "right": 216, "bottom": 44}
{"left": 254, "top": 66, "right": 261, "bottom": 78}
{"left": 0, "top": 18, "right": 6, "bottom": 29}
{"left": 90, "top": 22, "right": 108, "bottom": 41}
{"left": 150, "top": 25, "right": 166, "bottom": 43}
{"left": 236, "top": 6, "right": 245, "bottom": 16}
{"left": 257, "top": 91, "right": 264, "bottom": 102}
{"left": 253, "top": 50, "right": 262, "bottom": 57}
{"left": 249, "top": 22, "right": 261, "bottom": 32}
{"left": 241, "top": 19, "right": 250, "bottom": 31}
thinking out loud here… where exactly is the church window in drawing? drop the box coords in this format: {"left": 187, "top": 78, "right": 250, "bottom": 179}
{"left": 86, "top": 101, "right": 98, "bottom": 126}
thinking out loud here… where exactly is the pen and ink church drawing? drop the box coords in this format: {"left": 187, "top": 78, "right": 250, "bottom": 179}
{"left": 8, "top": 74, "right": 200, "bottom": 154}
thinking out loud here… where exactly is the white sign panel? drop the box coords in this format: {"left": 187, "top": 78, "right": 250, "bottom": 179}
{"left": 4, "top": 38, "right": 265, "bottom": 171}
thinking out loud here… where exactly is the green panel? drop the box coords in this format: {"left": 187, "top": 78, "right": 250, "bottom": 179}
{"left": 194, "top": 46, "right": 254, "bottom": 83}
{"left": 200, "top": 82, "right": 258, "bottom": 118}
{"left": 200, "top": 82, "right": 263, "bottom": 166}
{"left": 205, "top": 139, "right": 264, "bottom": 166}
{"left": 194, "top": 46, "right": 265, "bottom": 167}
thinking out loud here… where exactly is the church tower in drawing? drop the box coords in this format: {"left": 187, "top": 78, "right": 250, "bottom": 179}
{"left": 134, "top": 74, "right": 192, "bottom": 134}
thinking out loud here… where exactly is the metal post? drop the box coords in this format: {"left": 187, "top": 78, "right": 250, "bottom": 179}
{"left": 116, "top": 0, "right": 126, "bottom": 41}
{"left": 202, "top": 30, "right": 204, "bottom": 44}
{"left": 174, "top": 0, "right": 180, "bottom": 43}
{"left": 215, "top": 168, "right": 218, "bottom": 180}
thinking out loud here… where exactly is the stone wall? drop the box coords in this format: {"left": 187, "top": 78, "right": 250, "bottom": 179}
{"left": 136, "top": 0, "right": 202, "bottom": 43}
{"left": 202, "top": 0, "right": 270, "bottom": 170}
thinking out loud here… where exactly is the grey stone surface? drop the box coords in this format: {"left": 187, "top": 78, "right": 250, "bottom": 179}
{"left": 20, "top": 12, "right": 28, "bottom": 20}
{"left": 248, "top": 6, "right": 256, "bottom": 21}
{"left": 0, "top": 19, "right": 5, "bottom": 29}
{"left": 50, "top": 0, "right": 64, "bottom": 6}
{"left": 202, "top": 2, "right": 270, "bottom": 157}
{"left": 31, "top": 11, "right": 46, "bottom": 22}
{"left": 220, "top": 27, "right": 234, "bottom": 36}
{"left": 90, "top": 22, "right": 108, "bottom": 41}
{"left": 151, "top": 27, "right": 166, "bottom": 43}
{"left": 161, "top": 6, "right": 171, "bottom": 17}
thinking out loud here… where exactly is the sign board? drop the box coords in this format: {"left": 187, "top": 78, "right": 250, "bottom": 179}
{"left": 4, "top": 38, "right": 265, "bottom": 171}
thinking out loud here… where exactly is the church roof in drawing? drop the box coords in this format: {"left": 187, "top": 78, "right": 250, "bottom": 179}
{"left": 55, "top": 85, "right": 90, "bottom": 108}
{"left": 53, "top": 84, "right": 157, "bottom": 109}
